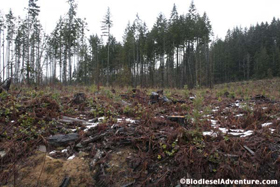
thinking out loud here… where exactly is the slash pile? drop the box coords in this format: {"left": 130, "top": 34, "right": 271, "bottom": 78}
{"left": 0, "top": 84, "right": 280, "bottom": 186}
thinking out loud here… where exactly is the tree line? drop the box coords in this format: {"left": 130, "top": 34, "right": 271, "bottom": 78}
{"left": 0, "top": 0, "right": 279, "bottom": 88}
{"left": 212, "top": 18, "right": 280, "bottom": 84}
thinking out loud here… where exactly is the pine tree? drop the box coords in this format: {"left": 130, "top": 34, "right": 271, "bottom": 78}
{"left": 101, "top": 7, "right": 113, "bottom": 86}
{"left": 0, "top": 11, "right": 4, "bottom": 81}
{"left": 152, "top": 13, "right": 167, "bottom": 87}
{"left": 5, "top": 9, "right": 15, "bottom": 79}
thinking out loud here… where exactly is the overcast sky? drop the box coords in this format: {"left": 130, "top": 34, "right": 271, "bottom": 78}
{"left": 1, "top": 0, "right": 280, "bottom": 42}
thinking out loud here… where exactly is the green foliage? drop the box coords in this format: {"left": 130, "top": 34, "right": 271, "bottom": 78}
{"left": 164, "top": 90, "right": 172, "bottom": 98}
{"left": 160, "top": 139, "right": 179, "bottom": 157}
{"left": 203, "top": 106, "right": 212, "bottom": 117}
{"left": 181, "top": 103, "right": 189, "bottom": 111}
{"left": 208, "top": 151, "right": 220, "bottom": 164}
{"left": 183, "top": 85, "right": 190, "bottom": 98}
{"left": 229, "top": 91, "right": 235, "bottom": 98}
{"left": 223, "top": 135, "right": 229, "bottom": 141}
{"left": 100, "top": 87, "right": 113, "bottom": 99}
{"left": 51, "top": 92, "right": 60, "bottom": 103}
{"left": 191, "top": 109, "right": 202, "bottom": 124}
{"left": 0, "top": 92, "right": 9, "bottom": 100}
{"left": 91, "top": 105, "right": 104, "bottom": 118}
{"left": 19, "top": 114, "right": 35, "bottom": 128}
{"left": 15, "top": 114, "right": 41, "bottom": 139}
{"left": 90, "top": 84, "right": 97, "bottom": 93}
{"left": 193, "top": 94, "right": 203, "bottom": 111}
{"left": 65, "top": 107, "right": 76, "bottom": 115}
{"left": 216, "top": 90, "right": 223, "bottom": 98}
{"left": 123, "top": 105, "right": 133, "bottom": 116}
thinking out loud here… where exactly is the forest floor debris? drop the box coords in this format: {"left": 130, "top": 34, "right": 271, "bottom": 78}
{"left": 1, "top": 79, "right": 280, "bottom": 186}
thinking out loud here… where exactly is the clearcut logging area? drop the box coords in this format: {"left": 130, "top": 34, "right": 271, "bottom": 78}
{"left": 0, "top": 79, "right": 280, "bottom": 186}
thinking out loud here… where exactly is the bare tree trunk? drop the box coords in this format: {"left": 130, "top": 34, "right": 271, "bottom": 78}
{"left": 195, "top": 39, "right": 199, "bottom": 87}
{"left": 60, "top": 40, "right": 62, "bottom": 82}
{"left": 2, "top": 30, "right": 5, "bottom": 80}
{"left": 166, "top": 56, "right": 169, "bottom": 87}
{"left": 37, "top": 38, "right": 40, "bottom": 84}
{"left": 136, "top": 42, "right": 139, "bottom": 87}
{"left": 247, "top": 53, "right": 250, "bottom": 80}
{"left": 133, "top": 41, "right": 136, "bottom": 87}
{"left": 106, "top": 28, "right": 110, "bottom": 87}
{"left": 204, "top": 38, "right": 211, "bottom": 88}
{"left": 63, "top": 48, "right": 67, "bottom": 84}
{"left": 7, "top": 41, "right": 10, "bottom": 78}
{"left": 0, "top": 29, "right": 1, "bottom": 81}
{"left": 140, "top": 55, "right": 143, "bottom": 87}
{"left": 160, "top": 54, "right": 164, "bottom": 88}
{"left": 22, "top": 38, "right": 25, "bottom": 82}
{"left": 10, "top": 41, "right": 13, "bottom": 79}
{"left": 68, "top": 46, "right": 71, "bottom": 84}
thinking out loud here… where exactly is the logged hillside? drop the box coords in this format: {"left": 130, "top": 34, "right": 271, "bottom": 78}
{"left": 0, "top": 78, "right": 280, "bottom": 186}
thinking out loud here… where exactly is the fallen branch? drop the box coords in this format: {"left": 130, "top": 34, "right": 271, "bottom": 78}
{"left": 243, "top": 145, "right": 255, "bottom": 156}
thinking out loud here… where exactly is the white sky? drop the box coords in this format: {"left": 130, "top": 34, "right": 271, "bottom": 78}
{"left": 0, "top": 0, "right": 280, "bottom": 42}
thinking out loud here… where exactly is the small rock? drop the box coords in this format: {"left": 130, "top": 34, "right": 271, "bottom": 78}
{"left": 38, "top": 145, "right": 47, "bottom": 152}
